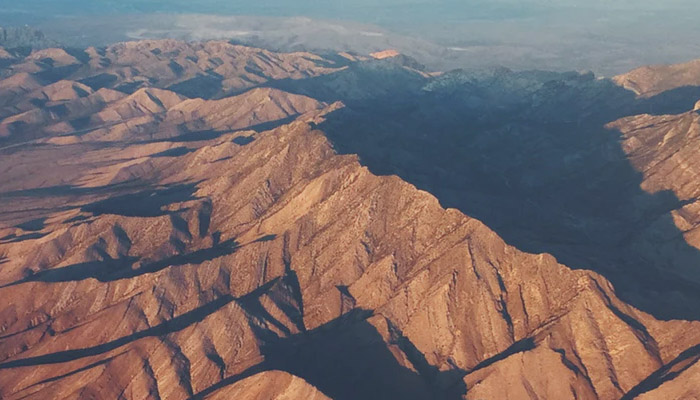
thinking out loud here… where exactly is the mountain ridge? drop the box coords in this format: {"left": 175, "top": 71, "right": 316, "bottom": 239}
{"left": 1, "top": 40, "right": 700, "bottom": 399}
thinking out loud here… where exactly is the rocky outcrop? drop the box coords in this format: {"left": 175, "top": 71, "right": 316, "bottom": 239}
{"left": 370, "top": 49, "right": 400, "bottom": 60}
{"left": 606, "top": 103, "right": 700, "bottom": 289}
{"left": 614, "top": 59, "right": 700, "bottom": 97}
{"left": 205, "top": 371, "right": 332, "bottom": 399}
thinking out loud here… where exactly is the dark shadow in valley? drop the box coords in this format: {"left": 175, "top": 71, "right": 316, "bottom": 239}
{"left": 636, "top": 85, "right": 700, "bottom": 116}
{"left": 0, "top": 181, "right": 151, "bottom": 231}
{"left": 0, "top": 182, "right": 140, "bottom": 199}
{"left": 247, "top": 115, "right": 299, "bottom": 133}
{"left": 193, "top": 271, "right": 467, "bottom": 399}
{"left": 33, "top": 63, "right": 82, "bottom": 83}
{"left": 78, "top": 73, "right": 118, "bottom": 90}
{"left": 188, "top": 363, "right": 269, "bottom": 400}
{"left": 160, "top": 129, "right": 226, "bottom": 143}
{"left": 15, "top": 217, "right": 46, "bottom": 231}
{"left": 0, "top": 181, "right": 153, "bottom": 223}
{"left": 0, "top": 279, "right": 283, "bottom": 370}
{"left": 0, "top": 185, "right": 85, "bottom": 198}
{"left": 8, "top": 239, "right": 239, "bottom": 286}
{"left": 167, "top": 74, "right": 223, "bottom": 99}
{"left": 10, "top": 256, "right": 138, "bottom": 286}
{"left": 27, "top": 352, "right": 127, "bottom": 389}
{"left": 621, "top": 342, "right": 700, "bottom": 399}
{"left": 152, "top": 116, "right": 300, "bottom": 146}
{"left": 466, "top": 337, "right": 536, "bottom": 374}
{"left": 0, "top": 232, "right": 47, "bottom": 244}
{"left": 63, "top": 48, "right": 92, "bottom": 65}
{"left": 151, "top": 146, "right": 196, "bottom": 158}
{"left": 151, "top": 115, "right": 296, "bottom": 144}
{"left": 0, "top": 294, "right": 237, "bottom": 369}
{"left": 254, "top": 234, "right": 277, "bottom": 243}
{"left": 232, "top": 135, "right": 255, "bottom": 146}
{"left": 81, "top": 183, "right": 199, "bottom": 217}
{"left": 253, "top": 309, "right": 467, "bottom": 400}
{"left": 308, "top": 64, "right": 700, "bottom": 320}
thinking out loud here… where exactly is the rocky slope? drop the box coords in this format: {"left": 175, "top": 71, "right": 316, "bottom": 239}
{"left": 1, "top": 42, "right": 700, "bottom": 399}
{"left": 615, "top": 59, "right": 700, "bottom": 98}
{"left": 205, "top": 371, "right": 331, "bottom": 400}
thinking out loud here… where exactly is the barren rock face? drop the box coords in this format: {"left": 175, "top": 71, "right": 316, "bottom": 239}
{"left": 1, "top": 41, "right": 700, "bottom": 399}
{"left": 607, "top": 109, "right": 700, "bottom": 290}
{"left": 370, "top": 49, "right": 400, "bottom": 60}
{"left": 614, "top": 58, "right": 700, "bottom": 98}
{"left": 205, "top": 371, "right": 331, "bottom": 400}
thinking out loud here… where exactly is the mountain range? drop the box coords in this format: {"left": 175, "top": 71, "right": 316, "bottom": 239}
{"left": 1, "top": 39, "right": 700, "bottom": 399}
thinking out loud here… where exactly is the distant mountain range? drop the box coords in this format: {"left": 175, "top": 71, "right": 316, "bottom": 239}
{"left": 0, "top": 26, "right": 59, "bottom": 50}
{"left": 4, "top": 11, "right": 700, "bottom": 76}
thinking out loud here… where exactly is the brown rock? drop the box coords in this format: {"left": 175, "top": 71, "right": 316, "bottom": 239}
{"left": 614, "top": 59, "right": 700, "bottom": 97}
{"left": 205, "top": 371, "right": 331, "bottom": 400}
{"left": 370, "top": 49, "right": 401, "bottom": 60}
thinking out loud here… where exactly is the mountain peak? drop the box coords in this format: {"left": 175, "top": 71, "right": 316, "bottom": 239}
{"left": 26, "top": 48, "right": 79, "bottom": 66}
{"left": 0, "top": 71, "right": 41, "bottom": 92}
{"left": 614, "top": 58, "right": 700, "bottom": 97}
{"left": 207, "top": 371, "right": 331, "bottom": 399}
{"left": 127, "top": 87, "right": 187, "bottom": 109}
{"left": 370, "top": 49, "right": 400, "bottom": 59}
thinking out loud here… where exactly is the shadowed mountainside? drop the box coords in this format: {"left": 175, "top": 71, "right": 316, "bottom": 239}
{"left": 308, "top": 64, "right": 700, "bottom": 321}
{"left": 256, "top": 309, "right": 467, "bottom": 400}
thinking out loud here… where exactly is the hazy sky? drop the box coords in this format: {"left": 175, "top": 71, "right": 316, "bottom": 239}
{"left": 4, "top": 1, "right": 700, "bottom": 39}
{"left": 4, "top": 0, "right": 699, "bottom": 23}
{"left": 2, "top": 0, "right": 699, "bottom": 75}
